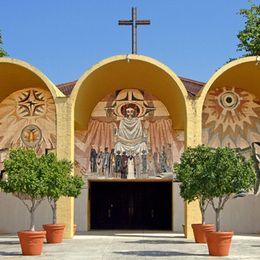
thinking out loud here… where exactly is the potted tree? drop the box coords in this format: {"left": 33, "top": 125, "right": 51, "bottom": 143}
{"left": 41, "top": 153, "right": 84, "bottom": 243}
{"left": 0, "top": 148, "right": 47, "bottom": 256}
{"left": 205, "top": 147, "right": 256, "bottom": 256}
{"left": 174, "top": 145, "right": 215, "bottom": 243}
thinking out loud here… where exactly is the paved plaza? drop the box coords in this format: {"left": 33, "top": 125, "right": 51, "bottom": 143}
{"left": 0, "top": 231, "right": 260, "bottom": 259}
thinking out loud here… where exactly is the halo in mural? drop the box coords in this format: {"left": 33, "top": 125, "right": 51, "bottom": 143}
{"left": 21, "top": 124, "right": 42, "bottom": 147}
{"left": 203, "top": 87, "right": 260, "bottom": 148}
{"left": 110, "top": 89, "right": 155, "bottom": 118}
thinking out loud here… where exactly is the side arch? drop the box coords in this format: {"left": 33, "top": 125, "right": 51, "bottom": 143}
{"left": 0, "top": 57, "right": 65, "bottom": 100}
{"left": 198, "top": 56, "right": 260, "bottom": 104}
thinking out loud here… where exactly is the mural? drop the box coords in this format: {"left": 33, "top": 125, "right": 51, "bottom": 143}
{"left": 0, "top": 88, "right": 56, "bottom": 154}
{"left": 202, "top": 86, "right": 260, "bottom": 194}
{"left": 75, "top": 89, "right": 184, "bottom": 178}
{"left": 202, "top": 87, "right": 260, "bottom": 149}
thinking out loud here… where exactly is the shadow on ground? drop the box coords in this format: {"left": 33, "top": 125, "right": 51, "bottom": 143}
{"left": 0, "top": 251, "right": 21, "bottom": 256}
{"left": 113, "top": 250, "right": 207, "bottom": 257}
{"left": 124, "top": 239, "right": 194, "bottom": 244}
{"left": 77, "top": 232, "right": 186, "bottom": 240}
{"left": 0, "top": 241, "right": 19, "bottom": 245}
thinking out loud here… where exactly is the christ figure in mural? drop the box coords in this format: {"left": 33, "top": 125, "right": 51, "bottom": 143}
{"left": 114, "top": 104, "right": 147, "bottom": 155}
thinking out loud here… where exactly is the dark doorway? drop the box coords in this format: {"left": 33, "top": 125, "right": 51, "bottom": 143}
{"left": 90, "top": 181, "right": 172, "bottom": 230}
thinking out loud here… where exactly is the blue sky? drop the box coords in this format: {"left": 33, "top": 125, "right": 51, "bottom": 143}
{"left": 0, "top": 0, "right": 257, "bottom": 84}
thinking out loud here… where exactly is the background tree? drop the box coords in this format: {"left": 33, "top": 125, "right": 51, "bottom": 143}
{"left": 0, "top": 149, "right": 47, "bottom": 231}
{"left": 174, "top": 145, "right": 213, "bottom": 224}
{"left": 41, "top": 153, "right": 84, "bottom": 224}
{"left": 237, "top": 1, "right": 260, "bottom": 56}
{"left": 206, "top": 147, "right": 256, "bottom": 231}
{"left": 0, "top": 31, "right": 8, "bottom": 57}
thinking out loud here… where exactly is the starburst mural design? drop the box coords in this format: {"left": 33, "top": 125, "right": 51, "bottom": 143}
{"left": 202, "top": 87, "right": 260, "bottom": 148}
{"left": 17, "top": 90, "right": 46, "bottom": 117}
{"left": 0, "top": 88, "right": 56, "bottom": 153}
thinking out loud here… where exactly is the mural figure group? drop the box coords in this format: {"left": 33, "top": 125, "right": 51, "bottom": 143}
{"left": 89, "top": 145, "right": 173, "bottom": 179}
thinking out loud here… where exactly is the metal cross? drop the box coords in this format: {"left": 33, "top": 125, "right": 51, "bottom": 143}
{"left": 118, "top": 7, "right": 151, "bottom": 54}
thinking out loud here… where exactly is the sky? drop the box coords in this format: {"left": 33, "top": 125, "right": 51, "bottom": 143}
{"left": 0, "top": 0, "right": 258, "bottom": 84}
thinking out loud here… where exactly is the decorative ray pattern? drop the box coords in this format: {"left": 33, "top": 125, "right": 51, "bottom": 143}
{"left": 202, "top": 87, "right": 260, "bottom": 148}
{"left": 0, "top": 88, "right": 56, "bottom": 154}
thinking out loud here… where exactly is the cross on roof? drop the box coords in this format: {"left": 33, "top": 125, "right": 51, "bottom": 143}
{"left": 118, "top": 7, "right": 151, "bottom": 54}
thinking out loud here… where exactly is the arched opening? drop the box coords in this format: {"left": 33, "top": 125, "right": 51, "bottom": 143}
{"left": 71, "top": 54, "right": 188, "bottom": 231}
{"left": 199, "top": 56, "right": 260, "bottom": 233}
{"left": 200, "top": 56, "right": 260, "bottom": 149}
{"left": 0, "top": 58, "right": 63, "bottom": 233}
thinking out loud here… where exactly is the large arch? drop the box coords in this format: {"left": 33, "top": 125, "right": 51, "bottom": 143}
{"left": 70, "top": 54, "right": 189, "bottom": 131}
{"left": 0, "top": 58, "right": 66, "bottom": 235}
{"left": 196, "top": 56, "right": 260, "bottom": 148}
{"left": 70, "top": 54, "right": 201, "bottom": 238}
{"left": 196, "top": 56, "right": 260, "bottom": 233}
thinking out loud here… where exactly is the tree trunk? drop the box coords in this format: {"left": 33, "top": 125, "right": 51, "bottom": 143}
{"left": 202, "top": 209, "right": 205, "bottom": 224}
{"left": 199, "top": 198, "right": 207, "bottom": 224}
{"left": 215, "top": 209, "right": 221, "bottom": 232}
{"left": 52, "top": 200, "right": 57, "bottom": 224}
{"left": 30, "top": 209, "right": 35, "bottom": 231}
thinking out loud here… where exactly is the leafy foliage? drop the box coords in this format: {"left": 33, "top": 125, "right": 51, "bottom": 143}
{"left": 41, "top": 152, "right": 84, "bottom": 224}
{"left": 202, "top": 147, "right": 255, "bottom": 231}
{"left": 237, "top": 1, "right": 260, "bottom": 56}
{"left": 0, "top": 148, "right": 47, "bottom": 230}
{"left": 0, "top": 149, "right": 85, "bottom": 228}
{"left": 41, "top": 153, "right": 73, "bottom": 201}
{"left": 0, "top": 31, "right": 8, "bottom": 57}
{"left": 1, "top": 148, "right": 46, "bottom": 199}
{"left": 65, "top": 175, "right": 85, "bottom": 198}
{"left": 206, "top": 147, "right": 256, "bottom": 198}
{"left": 174, "top": 145, "right": 214, "bottom": 224}
{"left": 175, "top": 146, "right": 256, "bottom": 231}
{"left": 175, "top": 145, "right": 212, "bottom": 202}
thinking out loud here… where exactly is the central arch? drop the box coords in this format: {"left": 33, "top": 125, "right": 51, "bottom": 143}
{"left": 70, "top": 54, "right": 197, "bottom": 234}
{"left": 71, "top": 54, "right": 188, "bottom": 132}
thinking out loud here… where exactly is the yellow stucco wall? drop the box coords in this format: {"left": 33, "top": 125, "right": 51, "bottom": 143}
{"left": 1, "top": 55, "right": 259, "bottom": 239}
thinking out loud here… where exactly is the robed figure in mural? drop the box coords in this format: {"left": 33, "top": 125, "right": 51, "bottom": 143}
{"left": 114, "top": 104, "right": 147, "bottom": 155}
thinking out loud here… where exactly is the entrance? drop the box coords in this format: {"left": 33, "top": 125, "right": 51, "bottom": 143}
{"left": 90, "top": 181, "right": 172, "bottom": 230}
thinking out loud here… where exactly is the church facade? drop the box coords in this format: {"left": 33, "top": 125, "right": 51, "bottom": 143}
{"left": 0, "top": 55, "right": 259, "bottom": 238}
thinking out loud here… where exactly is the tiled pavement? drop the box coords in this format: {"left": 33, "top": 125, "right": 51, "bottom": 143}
{"left": 0, "top": 231, "right": 260, "bottom": 259}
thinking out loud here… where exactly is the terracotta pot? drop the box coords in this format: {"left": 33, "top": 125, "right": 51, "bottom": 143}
{"left": 74, "top": 224, "right": 77, "bottom": 235}
{"left": 43, "top": 224, "right": 65, "bottom": 243}
{"left": 191, "top": 224, "right": 215, "bottom": 243}
{"left": 17, "top": 230, "right": 46, "bottom": 256}
{"left": 206, "top": 231, "right": 234, "bottom": 256}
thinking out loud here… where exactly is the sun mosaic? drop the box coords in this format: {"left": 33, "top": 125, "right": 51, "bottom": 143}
{"left": 202, "top": 87, "right": 260, "bottom": 148}
{"left": 0, "top": 88, "right": 56, "bottom": 154}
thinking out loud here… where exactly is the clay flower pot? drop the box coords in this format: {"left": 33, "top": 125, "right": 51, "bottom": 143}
{"left": 206, "top": 231, "right": 234, "bottom": 256}
{"left": 191, "top": 223, "right": 215, "bottom": 243}
{"left": 74, "top": 224, "right": 77, "bottom": 235}
{"left": 17, "top": 230, "right": 46, "bottom": 256}
{"left": 43, "top": 224, "right": 66, "bottom": 243}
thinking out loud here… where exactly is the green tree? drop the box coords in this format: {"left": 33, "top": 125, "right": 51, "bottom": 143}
{"left": 0, "top": 149, "right": 47, "bottom": 231}
{"left": 206, "top": 147, "right": 256, "bottom": 231}
{"left": 237, "top": 1, "right": 260, "bottom": 56}
{"left": 174, "top": 145, "right": 213, "bottom": 224}
{"left": 41, "top": 153, "right": 84, "bottom": 224}
{"left": 0, "top": 31, "right": 8, "bottom": 57}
